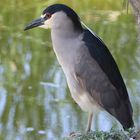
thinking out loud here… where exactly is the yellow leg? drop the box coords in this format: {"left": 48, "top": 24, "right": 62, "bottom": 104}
{"left": 86, "top": 113, "right": 93, "bottom": 132}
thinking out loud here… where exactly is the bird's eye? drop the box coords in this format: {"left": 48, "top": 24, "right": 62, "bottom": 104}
{"left": 45, "top": 13, "right": 52, "bottom": 19}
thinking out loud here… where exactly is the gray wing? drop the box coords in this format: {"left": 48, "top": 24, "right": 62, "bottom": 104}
{"left": 74, "top": 29, "right": 133, "bottom": 129}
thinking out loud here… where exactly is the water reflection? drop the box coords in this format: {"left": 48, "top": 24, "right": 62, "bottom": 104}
{"left": 0, "top": 0, "right": 140, "bottom": 139}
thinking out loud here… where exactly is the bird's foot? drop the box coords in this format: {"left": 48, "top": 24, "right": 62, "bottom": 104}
{"left": 85, "top": 128, "right": 91, "bottom": 133}
{"left": 69, "top": 131, "right": 81, "bottom": 138}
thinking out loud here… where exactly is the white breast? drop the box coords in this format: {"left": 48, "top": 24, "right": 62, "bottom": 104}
{"left": 51, "top": 30, "right": 83, "bottom": 72}
{"left": 51, "top": 31, "right": 99, "bottom": 113}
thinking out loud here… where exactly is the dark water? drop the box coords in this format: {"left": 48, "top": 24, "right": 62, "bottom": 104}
{"left": 0, "top": 0, "right": 140, "bottom": 139}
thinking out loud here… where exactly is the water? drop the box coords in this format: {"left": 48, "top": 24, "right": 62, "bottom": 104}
{"left": 0, "top": 0, "right": 140, "bottom": 139}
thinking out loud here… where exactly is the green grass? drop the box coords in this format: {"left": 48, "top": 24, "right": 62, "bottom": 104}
{"left": 63, "top": 129, "right": 135, "bottom": 140}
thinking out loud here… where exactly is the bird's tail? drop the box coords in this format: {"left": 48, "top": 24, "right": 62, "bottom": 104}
{"left": 107, "top": 99, "right": 134, "bottom": 129}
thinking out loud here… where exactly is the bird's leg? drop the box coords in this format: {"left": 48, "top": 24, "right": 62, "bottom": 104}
{"left": 86, "top": 113, "right": 93, "bottom": 132}
{"left": 69, "top": 113, "right": 93, "bottom": 137}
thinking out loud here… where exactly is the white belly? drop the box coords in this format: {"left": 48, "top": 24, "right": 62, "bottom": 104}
{"left": 72, "top": 91, "right": 99, "bottom": 113}
{"left": 65, "top": 72, "right": 99, "bottom": 113}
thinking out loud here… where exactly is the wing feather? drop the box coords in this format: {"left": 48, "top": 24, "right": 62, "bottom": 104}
{"left": 75, "top": 29, "right": 134, "bottom": 129}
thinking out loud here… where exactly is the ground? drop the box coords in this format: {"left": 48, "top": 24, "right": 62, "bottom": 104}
{"left": 63, "top": 128, "right": 139, "bottom": 140}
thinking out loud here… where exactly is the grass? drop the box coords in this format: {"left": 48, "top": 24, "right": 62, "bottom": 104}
{"left": 63, "top": 128, "right": 135, "bottom": 140}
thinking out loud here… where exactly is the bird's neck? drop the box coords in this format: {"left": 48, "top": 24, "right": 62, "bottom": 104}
{"left": 51, "top": 27, "right": 82, "bottom": 39}
{"left": 51, "top": 28, "right": 82, "bottom": 54}
{"left": 50, "top": 28, "right": 83, "bottom": 72}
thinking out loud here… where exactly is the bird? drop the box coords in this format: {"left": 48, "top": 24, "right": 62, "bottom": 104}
{"left": 24, "top": 4, "right": 134, "bottom": 132}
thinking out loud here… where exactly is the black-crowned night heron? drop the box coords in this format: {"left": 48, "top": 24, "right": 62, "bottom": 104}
{"left": 24, "top": 4, "right": 134, "bottom": 131}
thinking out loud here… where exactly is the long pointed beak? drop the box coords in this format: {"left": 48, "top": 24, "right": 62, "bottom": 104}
{"left": 24, "top": 17, "right": 45, "bottom": 31}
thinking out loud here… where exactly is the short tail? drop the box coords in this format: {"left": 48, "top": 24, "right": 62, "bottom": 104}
{"left": 107, "top": 99, "right": 134, "bottom": 129}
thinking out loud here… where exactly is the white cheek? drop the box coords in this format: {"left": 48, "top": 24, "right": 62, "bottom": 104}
{"left": 39, "top": 24, "right": 48, "bottom": 29}
{"left": 39, "top": 19, "right": 52, "bottom": 29}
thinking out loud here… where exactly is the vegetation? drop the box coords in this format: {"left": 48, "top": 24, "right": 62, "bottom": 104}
{"left": 63, "top": 129, "right": 135, "bottom": 140}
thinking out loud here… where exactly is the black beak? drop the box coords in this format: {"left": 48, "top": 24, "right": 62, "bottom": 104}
{"left": 24, "top": 17, "right": 45, "bottom": 31}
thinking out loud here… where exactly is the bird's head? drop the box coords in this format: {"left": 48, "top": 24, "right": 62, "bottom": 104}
{"left": 24, "top": 4, "right": 83, "bottom": 32}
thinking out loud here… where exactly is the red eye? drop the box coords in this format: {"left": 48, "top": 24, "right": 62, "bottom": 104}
{"left": 46, "top": 13, "right": 51, "bottom": 18}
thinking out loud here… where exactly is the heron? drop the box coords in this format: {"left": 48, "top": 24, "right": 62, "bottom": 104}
{"left": 24, "top": 4, "right": 134, "bottom": 132}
